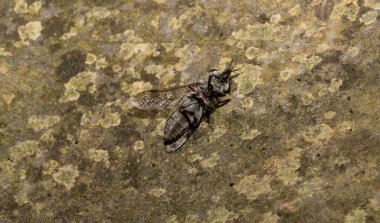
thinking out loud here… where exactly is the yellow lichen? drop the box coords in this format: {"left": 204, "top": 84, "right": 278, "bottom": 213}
{"left": 162, "top": 43, "right": 175, "bottom": 51}
{"left": 85, "top": 53, "right": 97, "bottom": 65}
{"left": 14, "top": 0, "right": 28, "bottom": 14}
{"left": 18, "top": 21, "right": 43, "bottom": 41}
{"left": 0, "top": 47, "right": 12, "bottom": 56}
{"left": 234, "top": 64, "right": 263, "bottom": 95}
{"left": 2, "top": 93, "right": 15, "bottom": 104}
{"left": 337, "top": 121, "right": 354, "bottom": 132}
{"left": 185, "top": 214, "right": 200, "bottom": 223}
{"left": 344, "top": 209, "right": 366, "bottom": 223}
{"left": 60, "top": 87, "right": 80, "bottom": 102}
{"left": 324, "top": 111, "right": 336, "bottom": 120}
{"left": 133, "top": 140, "right": 144, "bottom": 151}
{"left": 288, "top": 4, "right": 301, "bottom": 17}
{"left": 154, "top": 0, "right": 166, "bottom": 4}
{"left": 66, "top": 71, "right": 97, "bottom": 91}
{"left": 28, "top": 1, "right": 42, "bottom": 14}
{"left": 330, "top": 0, "right": 360, "bottom": 22}
{"left": 100, "top": 112, "right": 121, "bottom": 128}
{"left": 245, "top": 46, "right": 260, "bottom": 60}
{"left": 42, "top": 160, "right": 59, "bottom": 176}
{"left": 9, "top": 140, "right": 39, "bottom": 163}
{"left": 360, "top": 10, "right": 378, "bottom": 25}
{"left": 301, "top": 93, "right": 315, "bottom": 106}
{"left": 52, "top": 164, "right": 79, "bottom": 191}
{"left": 60, "top": 71, "right": 96, "bottom": 102}
{"left": 88, "top": 149, "right": 110, "bottom": 168}
{"left": 270, "top": 14, "right": 282, "bottom": 23}
{"left": 241, "top": 129, "right": 261, "bottom": 140}
{"left": 232, "top": 23, "right": 283, "bottom": 43}
{"left": 260, "top": 211, "right": 280, "bottom": 223}
{"left": 14, "top": 182, "right": 31, "bottom": 205}
{"left": 369, "top": 192, "right": 380, "bottom": 211}
{"left": 112, "top": 64, "right": 122, "bottom": 73}
{"left": 0, "top": 160, "right": 17, "bottom": 186}
{"left": 328, "top": 78, "right": 343, "bottom": 93}
{"left": 166, "top": 215, "right": 179, "bottom": 223}
{"left": 209, "top": 124, "right": 227, "bottom": 142}
{"left": 206, "top": 207, "right": 237, "bottom": 223}
{"left": 28, "top": 115, "right": 61, "bottom": 131}
{"left": 316, "top": 43, "right": 331, "bottom": 54}
{"left": 200, "top": 152, "right": 220, "bottom": 169}
{"left": 241, "top": 97, "right": 254, "bottom": 109}
{"left": 148, "top": 188, "right": 166, "bottom": 197}
{"left": 292, "top": 54, "right": 322, "bottom": 71}
{"left": 278, "top": 68, "right": 297, "bottom": 82}
{"left": 303, "top": 124, "right": 334, "bottom": 145}
{"left": 14, "top": 0, "right": 42, "bottom": 14}
{"left": 60, "top": 27, "right": 78, "bottom": 40}
{"left": 122, "top": 81, "right": 153, "bottom": 95}
{"left": 120, "top": 43, "right": 157, "bottom": 61}
{"left": 365, "top": 0, "right": 380, "bottom": 9}
{"left": 234, "top": 175, "right": 272, "bottom": 200}
{"left": 274, "top": 148, "right": 302, "bottom": 186}
{"left": 0, "top": 62, "right": 9, "bottom": 75}
{"left": 174, "top": 44, "right": 201, "bottom": 72}
{"left": 95, "top": 57, "right": 107, "bottom": 69}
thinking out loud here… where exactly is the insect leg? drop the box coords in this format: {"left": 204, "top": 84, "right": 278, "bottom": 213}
{"left": 207, "top": 75, "right": 213, "bottom": 91}
{"left": 216, "top": 99, "right": 231, "bottom": 108}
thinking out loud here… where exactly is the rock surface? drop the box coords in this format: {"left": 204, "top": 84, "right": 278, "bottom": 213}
{"left": 0, "top": 0, "right": 379, "bottom": 222}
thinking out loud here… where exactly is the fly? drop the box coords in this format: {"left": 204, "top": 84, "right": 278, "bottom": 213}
{"left": 130, "top": 61, "right": 241, "bottom": 152}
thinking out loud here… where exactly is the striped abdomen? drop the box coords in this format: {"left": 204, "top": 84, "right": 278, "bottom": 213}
{"left": 164, "top": 96, "right": 205, "bottom": 152}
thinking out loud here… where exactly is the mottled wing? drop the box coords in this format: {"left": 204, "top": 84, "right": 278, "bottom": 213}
{"left": 129, "top": 83, "right": 200, "bottom": 110}
{"left": 165, "top": 128, "right": 194, "bottom": 152}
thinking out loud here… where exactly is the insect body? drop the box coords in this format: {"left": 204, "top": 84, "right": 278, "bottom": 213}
{"left": 130, "top": 61, "right": 240, "bottom": 152}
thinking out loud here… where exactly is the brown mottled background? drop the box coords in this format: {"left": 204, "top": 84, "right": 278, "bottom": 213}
{"left": 0, "top": 0, "right": 380, "bottom": 222}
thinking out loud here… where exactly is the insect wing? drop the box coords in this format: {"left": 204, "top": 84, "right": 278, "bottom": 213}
{"left": 129, "top": 84, "right": 199, "bottom": 110}
{"left": 165, "top": 128, "right": 194, "bottom": 152}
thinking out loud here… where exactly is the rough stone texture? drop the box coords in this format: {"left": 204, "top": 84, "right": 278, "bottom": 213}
{"left": 0, "top": 0, "right": 379, "bottom": 222}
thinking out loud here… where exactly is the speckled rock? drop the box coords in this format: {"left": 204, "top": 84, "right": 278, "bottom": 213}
{"left": 0, "top": 0, "right": 380, "bottom": 222}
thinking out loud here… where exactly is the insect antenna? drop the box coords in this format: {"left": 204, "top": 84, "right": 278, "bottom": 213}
{"left": 226, "top": 59, "right": 234, "bottom": 70}
{"left": 231, "top": 68, "right": 242, "bottom": 73}
{"left": 230, "top": 72, "right": 243, "bottom": 79}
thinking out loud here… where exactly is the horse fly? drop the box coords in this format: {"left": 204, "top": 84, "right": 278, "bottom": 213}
{"left": 130, "top": 61, "right": 241, "bottom": 152}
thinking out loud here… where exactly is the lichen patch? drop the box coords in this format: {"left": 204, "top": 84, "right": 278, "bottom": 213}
{"left": 100, "top": 112, "right": 121, "bottom": 128}
{"left": 360, "top": 10, "right": 378, "bottom": 25}
{"left": 206, "top": 206, "right": 237, "bottom": 223}
{"left": 303, "top": 124, "right": 335, "bottom": 145}
{"left": 18, "top": 21, "right": 43, "bottom": 42}
{"left": 234, "top": 64, "right": 263, "bottom": 95}
{"left": 148, "top": 188, "right": 166, "bottom": 197}
{"left": 200, "top": 152, "right": 220, "bottom": 169}
{"left": 134, "top": 140, "right": 144, "bottom": 151}
{"left": 88, "top": 149, "right": 110, "bottom": 168}
{"left": 0, "top": 48, "right": 12, "bottom": 57}
{"left": 60, "top": 71, "right": 97, "bottom": 102}
{"left": 344, "top": 209, "right": 366, "bottom": 223}
{"left": 330, "top": 0, "right": 360, "bottom": 22}
{"left": 241, "top": 129, "right": 261, "bottom": 140}
{"left": 234, "top": 175, "right": 272, "bottom": 200}
{"left": 28, "top": 115, "right": 61, "bottom": 132}
{"left": 9, "top": 140, "right": 39, "bottom": 163}
{"left": 52, "top": 164, "right": 79, "bottom": 191}
{"left": 260, "top": 211, "right": 280, "bottom": 223}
